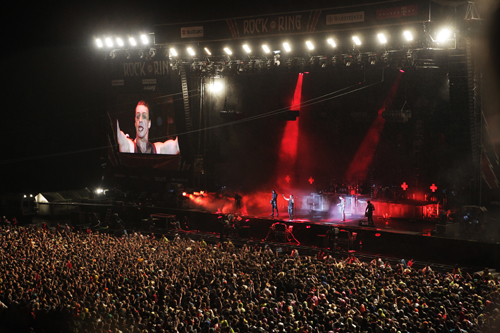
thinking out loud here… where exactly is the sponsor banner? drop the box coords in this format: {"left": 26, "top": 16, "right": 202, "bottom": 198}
{"left": 123, "top": 61, "right": 169, "bottom": 77}
{"left": 107, "top": 59, "right": 170, "bottom": 93}
{"left": 142, "top": 79, "right": 157, "bottom": 85}
{"left": 181, "top": 26, "right": 204, "bottom": 38}
{"left": 326, "top": 11, "right": 365, "bottom": 25}
{"left": 376, "top": 5, "right": 418, "bottom": 20}
{"left": 154, "top": 2, "right": 424, "bottom": 43}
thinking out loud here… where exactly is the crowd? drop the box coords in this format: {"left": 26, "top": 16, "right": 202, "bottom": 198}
{"left": 0, "top": 225, "right": 499, "bottom": 333}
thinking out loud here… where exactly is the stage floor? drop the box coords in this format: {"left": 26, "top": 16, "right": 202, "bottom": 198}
{"left": 243, "top": 209, "right": 442, "bottom": 236}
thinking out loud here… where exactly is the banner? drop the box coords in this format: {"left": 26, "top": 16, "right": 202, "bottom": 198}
{"left": 154, "top": 1, "right": 427, "bottom": 44}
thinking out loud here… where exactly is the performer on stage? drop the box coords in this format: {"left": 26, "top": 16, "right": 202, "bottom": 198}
{"left": 234, "top": 192, "right": 242, "bottom": 211}
{"left": 270, "top": 190, "right": 279, "bottom": 217}
{"left": 338, "top": 196, "right": 346, "bottom": 221}
{"left": 282, "top": 193, "right": 295, "bottom": 221}
{"left": 365, "top": 200, "right": 375, "bottom": 226}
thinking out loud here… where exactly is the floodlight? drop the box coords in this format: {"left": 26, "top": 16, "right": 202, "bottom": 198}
{"left": 377, "top": 33, "right": 387, "bottom": 44}
{"left": 262, "top": 44, "right": 270, "bottom": 53}
{"left": 306, "top": 41, "right": 314, "bottom": 50}
{"left": 187, "top": 47, "right": 195, "bottom": 56}
{"left": 105, "top": 37, "right": 113, "bottom": 48}
{"left": 116, "top": 38, "right": 124, "bottom": 47}
{"left": 327, "top": 38, "right": 336, "bottom": 48}
{"left": 170, "top": 48, "right": 178, "bottom": 57}
{"left": 224, "top": 47, "right": 232, "bottom": 55}
{"left": 95, "top": 38, "right": 103, "bottom": 48}
{"left": 204, "top": 47, "right": 211, "bottom": 55}
{"left": 352, "top": 36, "right": 361, "bottom": 46}
{"left": 210, "top": 81, "right": 223, "bottom": 93}
{"left": 141, "top": 34, "right": 149, "bottom": 45}
{"left": 129, "top": 37, "right": 137, "bottom": 46}
{"left": 283, "top": 42, "right": 291, "bottom": 52}
{"left": 403, "top": 31, "right": 413, "bottom": 42}
{"left": 243, "top": 44, "right": 251, "bottom": 53}
{"left": 436, "top": 29, "right": 452, "bottom": 43}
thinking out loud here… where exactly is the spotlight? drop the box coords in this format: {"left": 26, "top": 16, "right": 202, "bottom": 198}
{"left": 306, "top": 41, "right": 314, "bottom": 50}
{"left": 224, "top": 47, "right": 232, "bottom": 55}
{"left": 377, "top": 33, "right": 387, "bottom": 44}
{"left": 141, "top": 34, "right": 149, "bottom": 45}
{"left": 436, "top": 28, "right": 452, "bottom": 43}
{"left": 129, "top": 37, "right": 137, "bottom": 46}
{"left": 105, "top": 37, "right": 113, "bottom": 48}
{"left": 283, "top": 42, "right": 291, "bottom": 52}
{"left": 403, "top": 30, "right": 413, "bottom": 42}
{"left": 187, "top": 47, "right": 195, "bottom": 56}
{"left": 243, "top": 44, "right": 251, "bottom": 53}
{"left": 327, "top": 38, "right": 336, "bottom": 48}
{"left": 262, "top": 44, "right": 270, "bottom": 53}
{"left": 209, "top": 81, "right": 223, "bottom": 93}
{"left": 352, "top": 36, "right": 361, "bottom": 46}
{"left": 170, "top": 48, "right": 178, "bottom": 57}
{"left": 204, "top": 47, "right": 211, "bottom": 55}
{"left": 116, "top": 38, "right": 124, "bottom": 47}
{"left": 95, "top": 38, "right": 103, "bottom": 48}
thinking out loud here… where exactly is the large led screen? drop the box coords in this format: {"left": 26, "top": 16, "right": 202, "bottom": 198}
{"left": 112, "top": 93, "right": 180, "bottom": 156}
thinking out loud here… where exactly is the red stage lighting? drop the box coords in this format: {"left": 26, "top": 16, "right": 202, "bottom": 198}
{"left": 401, "top": 182, "right": 409, "bottom": 190}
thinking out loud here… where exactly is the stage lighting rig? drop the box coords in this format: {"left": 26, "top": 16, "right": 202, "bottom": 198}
{"left": 283, "top": 42, "right": 291, "bottom": 52}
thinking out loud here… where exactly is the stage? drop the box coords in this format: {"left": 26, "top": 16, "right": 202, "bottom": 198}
{"left": 29, "top": 196, "right": 500, "bottom": 272}
{"left": 132, "top": 205, "right": 500, "bottom": 271}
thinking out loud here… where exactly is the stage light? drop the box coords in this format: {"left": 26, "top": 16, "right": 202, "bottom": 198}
{"left": 377, "top": 33, "right": 387, "bottom": 44}
{"left": 141, "top": 34, "right": 149, "bottom": 45}
{"left": 209, "top": 80, "right": 223, "bottom": 93}
{"left": 242, "top": 44, "right": 251, "bottom": 53}
{"left": 262, "top": 44, "right": 270, "bottom": 53}
{"left": 327, "top": 38, "right": 336, "bottom": 48}
{"left": 96, "top": 188, "right": 104, "bottom": 194}
{"left": 436, "top": 28, "right": 452, "bottom": 42}
{"left": 187, "top": 47, "right": 195, "bottom": 56}
{"left": 352, "top": 36, "right": 361, "bottom": 46}
{"left": 204, "top": 47, "right": 211, "bottom": 55}
{"left": 116, "top": 38, "right": 124, "bottom": 47}
{"left": 129, "top": 37, "right": 137, "bottom": 46}
{"left": 224, "top": 47, "right": 232, "bottom": 55}
{"left": 170, "top": 48, "right": 178, "bottom": 57}
{"left": 95, "top": 38, "right": 103, "bottom": 48}
{"left": 283, "top": 42, "right": 291, "bottom": 52}
{"left": 105, "top": 37, "right": 113, "bottom": 48}
{"left": 403, "top": 30, "right": 413, "bottom": 42}
{"left": 306, "top": 41, "right": 314, "bottom": 50}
